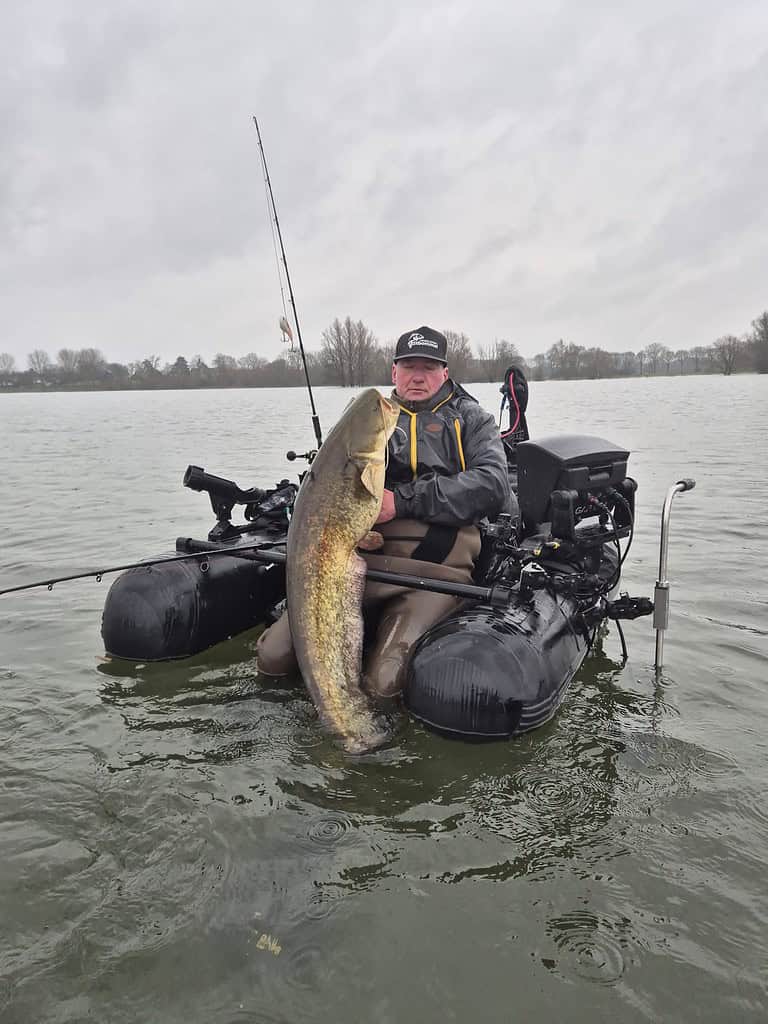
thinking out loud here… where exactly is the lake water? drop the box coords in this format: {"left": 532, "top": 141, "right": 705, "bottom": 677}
{"left": 1, "top": 375, "right": 767, "bottom": 1022}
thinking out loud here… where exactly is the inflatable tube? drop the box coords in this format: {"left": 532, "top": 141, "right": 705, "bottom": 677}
{"left": 403, "top": 584, "right": 588, "bottom": 738}
{"left": 101, "top": 554, "right": 284, "bottom": 661}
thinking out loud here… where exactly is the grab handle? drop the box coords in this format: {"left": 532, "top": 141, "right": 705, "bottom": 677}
{"left": 654, "top": 479, "right": 696, "bottom": 672}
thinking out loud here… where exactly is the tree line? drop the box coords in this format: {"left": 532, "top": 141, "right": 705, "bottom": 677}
{"left": 2, "top": 310, "right": 766, "bottom": 392}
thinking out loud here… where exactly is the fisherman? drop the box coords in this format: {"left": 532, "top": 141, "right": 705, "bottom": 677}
{"left": 257, "top": 325, "right": 512, "bottom": 699}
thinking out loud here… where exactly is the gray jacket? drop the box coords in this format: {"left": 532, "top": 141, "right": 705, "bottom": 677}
{"left": 387, "top": 380, "right": 512, "bottom": 526}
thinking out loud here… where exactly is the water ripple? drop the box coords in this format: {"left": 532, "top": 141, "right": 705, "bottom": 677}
{"left": 543, "top": 910, "right": 645, "bottom": 985}
{"left": 306, "top": 813, "right": 356, "bottom": 847}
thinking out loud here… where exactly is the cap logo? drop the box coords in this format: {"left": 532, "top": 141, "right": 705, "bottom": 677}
{"left": 408, "top": 333, "right": 438, "bottom": 350}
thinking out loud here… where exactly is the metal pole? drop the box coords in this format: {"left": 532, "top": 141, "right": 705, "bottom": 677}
{"left": 252, "top": 116, "right": 323, "bottom": 449}
{"left": 654, "top": 478, "right": 695, "bottom": 672}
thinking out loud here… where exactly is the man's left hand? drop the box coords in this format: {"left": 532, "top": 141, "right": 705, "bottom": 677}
{"left": 376, "top": 489, "right": 396, "bottom": 524}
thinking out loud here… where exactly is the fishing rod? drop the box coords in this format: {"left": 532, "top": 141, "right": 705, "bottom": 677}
{"left": 0, "top": 546, "right": 276, "bottom": 598}
{"left": 252, "top": 115, "right": 323, "bottom": 450}
{"left": 0, "top": 540, "right": 514, "bottom": 608}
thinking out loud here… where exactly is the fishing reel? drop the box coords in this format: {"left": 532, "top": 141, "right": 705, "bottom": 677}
{"left": 183, "top": 465, "right": 297, "bottom": 541}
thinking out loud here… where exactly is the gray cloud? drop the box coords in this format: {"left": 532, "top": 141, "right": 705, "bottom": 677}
{"left": 2, "top": 0, "right": 767, "bottom": 367}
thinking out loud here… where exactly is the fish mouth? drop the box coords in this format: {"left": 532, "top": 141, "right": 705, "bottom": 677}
{"left": 378, "top": 394, "right": 398, "bottom": 414}
{"left": 376, "top": 393, "right": 400, "bottom": 435}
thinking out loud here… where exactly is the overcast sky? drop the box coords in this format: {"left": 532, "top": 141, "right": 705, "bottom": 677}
{"left": 2, "top": 0, "right": 767, "bottom": 367}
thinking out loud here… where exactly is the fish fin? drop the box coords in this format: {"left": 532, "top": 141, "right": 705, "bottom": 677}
{"left": 357, "top": 530, "right": 384, "bottom": 551}
{"left": 359, "top": 460, "right": 379, "bottom": 498}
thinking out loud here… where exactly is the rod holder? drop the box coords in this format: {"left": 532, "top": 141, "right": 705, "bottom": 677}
{"left": 654, "top": 478, "right": 695, "bottom": 672}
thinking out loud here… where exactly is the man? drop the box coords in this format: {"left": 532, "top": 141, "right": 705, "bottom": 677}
{"left": 257, "top": 325, "right": 512, "bottom": 698}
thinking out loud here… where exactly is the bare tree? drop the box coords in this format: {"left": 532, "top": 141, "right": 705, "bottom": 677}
{"left": 0, "top": 353, "right": 15, "bottom": 374}
{"left": 442, "top": 330, "right": 473, "bottom": 381}
{"left": 239, "top": 353, "right": 267, "bottom": 370}
{"left": 320, "top": 317, "right": 378, "bottom": 386}
{"left": 547, "top": 340, "right": 567, "bottom": 378}
{"left": 641, "top": 343, "right": 665, "bottom": 375}
{"left": 28, "top": 349, "right": 51, "bottom": 376}
{"left": 690, "top": 346, "right": 707, "bottom": 373}
{"left": 57, "top": 349, "right": 79, "bottom": 376}
{"left": 582, "top": 347, "right": 613, "bottom": 379}
{"left": 751, "top": 312, "right": 768, "bottom": 373}
{"left": 213, "top": 353, "right": 238, "bottom": 370}
{"left": 562, "top": 342, "right": 584, "bottom": 379}
{"left": 476, "top": 339, "right": 521, "bottom": 381}
{"left": 617, "top": 351, "right": 638, "bottom": 376}
{"left": 531, "top": 353, "right": 549, "bottom": 380}
{"left": 77, "top": 348, "right": 107, "bottom": 379}
{"left": 138, "top": 355, "right": 162, "bottom": 380}
{"left": 713, "top": 335, "right": 741, "bottom": 376}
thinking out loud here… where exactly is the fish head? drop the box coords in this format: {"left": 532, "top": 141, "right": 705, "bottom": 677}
{"left": 344, "top": 389, "right": 400, "bottom": 499}
{"left": 345, "top": 389, "right": 399, "bottom": 459}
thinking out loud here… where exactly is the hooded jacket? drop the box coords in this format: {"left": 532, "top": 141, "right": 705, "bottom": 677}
{"left": 386, "top": 379, "right": 512, "bottom": 526}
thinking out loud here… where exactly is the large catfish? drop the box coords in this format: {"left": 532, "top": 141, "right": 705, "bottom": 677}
{"left": 286, "top": 388, "right": 400, "bottom": 753}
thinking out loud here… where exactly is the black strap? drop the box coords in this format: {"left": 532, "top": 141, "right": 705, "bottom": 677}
{"left": 411, "top": 524, "right": 459, "bottom": 564}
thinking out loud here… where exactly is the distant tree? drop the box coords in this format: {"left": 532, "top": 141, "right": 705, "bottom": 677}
{"left": 189, "top": 355, "right": 211, "bottom": 386}
{"left": 77, "top": 347, "right": 107, "bottom": 379}
{"left": 284, "top": 346, "right": 305, "bottom": 374}
{"left": 675, "top": 349, "right": 687, "bottom": 374}
{"left": 713, "top": 335, "right": 741, "bottom": 376}
{"left": 617, "top": 351, "right": 638, "bottom": 376}
{"left": 57, "top": 348, "right": 79, "bottom": 376}
{"left": 139, "top": 355, "right": 163, "bottom": 381}
{"left": 476, "top": 339, "right": 521, "bottom": 381}
{"left": 547, "top": 340, "right": 567, "bottom": 378}
{"left": 320, "top": 317, "right": 378, "bottom": 386}
{"left": 751, "top": 311, "right": 768, "bottom": 373}
{"left": 28, "top": 349, "right": 51, "bottom": 376}
{"left": 562, "top": 342, "right": 584, "bottom": 379}
{"left": 105, "top": 362, "right": 130, "bottom": 385}
{"left": 367, "top": 341, "right": 395, "bottom": 385}
{"left": 582, "top": 347, "right": 613, "bottom": 379}
{"left": 0, "top": 352, "right": 15, "bottom": 374}
{"left": 442, "top": 330, "right": 474, "bottom": 381}
{"left": 690, "top": 346, "right": 707, "bottom": 373}
{"left": 661, "top": 347, "right": 674, "bottom": 374}
{"left": 167, "top": 355, "right": 190, "bottom": 375}
{"left": 238, "top": 353, "right": 267, "bottom": 371}
{"left": 641, "top": 343, "right": 665, "bottom": 375}
{"left": 531, "top": 353, "right": 549, "bottom": 380}
{"left": 211, "top": 353, "right": 238, "bottom": 387}
{"left": 213, "top": 353, "right": 238, "bottom": 371}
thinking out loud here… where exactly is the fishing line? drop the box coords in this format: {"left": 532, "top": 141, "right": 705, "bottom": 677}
{"left": 252, "top": 116, "right": 323, "bottom": 449}
{"left": 0, "top": 542, "right": 282, "bottom": 598}
{"left": 259, "top": 137, "right": 290, "bottom": 333}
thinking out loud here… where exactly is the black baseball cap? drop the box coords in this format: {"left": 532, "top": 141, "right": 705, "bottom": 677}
{"left": 394, "top": 326, "right": 448, "bottom": 364}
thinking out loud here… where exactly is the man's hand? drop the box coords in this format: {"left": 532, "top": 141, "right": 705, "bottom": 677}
{"left": 375, "top": 489, "right": 396, "bottom": 524}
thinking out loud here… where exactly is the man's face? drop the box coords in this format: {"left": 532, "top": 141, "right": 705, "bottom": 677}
{"left": 392, "top": 358, "right": 449, "bottom": 402}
